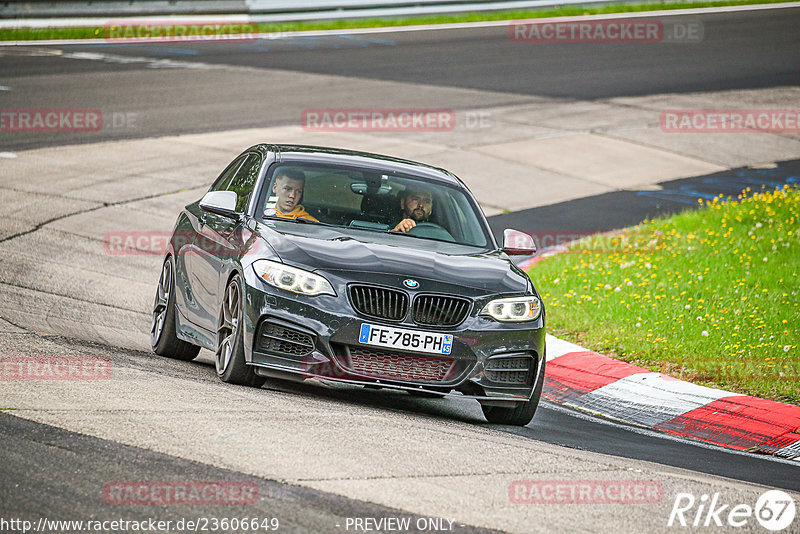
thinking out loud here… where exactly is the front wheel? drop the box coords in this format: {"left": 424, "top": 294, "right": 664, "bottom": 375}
{"left": 215, "top": 274, "right": 265, "bottom": 388}
{"left": 151, "top": 256, "right": 200, "bottom": 361}
{"left": 481, "top": 357, "right": 545, "bottom": 426}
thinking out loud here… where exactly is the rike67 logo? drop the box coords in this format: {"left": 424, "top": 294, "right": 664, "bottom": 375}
{"left": 668, "top": 490, "right": 796, "bottom": 531}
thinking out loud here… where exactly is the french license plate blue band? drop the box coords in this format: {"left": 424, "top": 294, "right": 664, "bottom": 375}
{"left": 359, "top": 324, "right": 371, "bottom": 343}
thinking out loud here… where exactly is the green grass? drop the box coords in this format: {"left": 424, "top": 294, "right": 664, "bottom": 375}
{"left": 1, "top": 0, "right": 795, "bottom": 41}
{"left": 529, "top": 185, "right": 800, "bottom": 405}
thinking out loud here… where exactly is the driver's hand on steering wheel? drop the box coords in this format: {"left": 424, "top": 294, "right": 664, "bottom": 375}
{"left": 393, "top": 218, "right": 416, "bottom": 233}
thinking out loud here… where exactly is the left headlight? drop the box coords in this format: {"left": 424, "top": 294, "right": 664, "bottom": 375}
{"left": 252, "top": 259, "right": 335, "bottom": 296}
{"left": 481, "top": 296, "right": 541, "bottom": 322}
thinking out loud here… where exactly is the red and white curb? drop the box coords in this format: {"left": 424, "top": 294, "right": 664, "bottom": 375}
{"left": 543, "top": 334, "right": 800, "bottom": 460}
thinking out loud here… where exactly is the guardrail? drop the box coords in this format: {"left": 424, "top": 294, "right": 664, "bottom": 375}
{"left": 2, "top": 0, "right": 617, "bottom": 20}
{"left": 2, "top": 1, "right": 245, "bottom": 18}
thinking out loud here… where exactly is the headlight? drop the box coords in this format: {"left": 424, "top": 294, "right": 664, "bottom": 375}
{"left": 252, "top": 259, "right": 335, "bottom": 296}
{"left": 481, "top": 296, "right": 541, "bottom": 322}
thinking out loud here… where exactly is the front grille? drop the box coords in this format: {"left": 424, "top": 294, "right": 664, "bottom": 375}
{"left": 484, "top": 356, "right": 534, "bottom": 385}
{"left": 256, "top": 322, "right": 314, "bottom": 357}
{"left": 412, "top": 295, "right": 471, "bottom": 327}
{"left": 349, "top": 285, "right": 408, "bottom": 321}
{"left": 344, "top": 346, "right": 454, "bottom": 382}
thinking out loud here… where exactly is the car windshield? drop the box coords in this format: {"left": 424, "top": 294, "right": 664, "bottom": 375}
{"left": 256, "top": 162, "right": 492, "bottom": 249}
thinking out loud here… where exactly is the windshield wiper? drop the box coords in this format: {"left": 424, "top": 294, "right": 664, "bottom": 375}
{"left": 386, "top": 230, "right": 459, "bottom": 245}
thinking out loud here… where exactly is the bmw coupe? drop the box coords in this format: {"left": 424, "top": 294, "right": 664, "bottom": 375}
{"left": 151, "top": 145, "right": 545, "bottom": 425}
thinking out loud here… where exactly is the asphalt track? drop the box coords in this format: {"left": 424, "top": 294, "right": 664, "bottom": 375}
{"left": 488, "top": 158, "right": 800, "bottom": 241}
{"left": 2, "top": 6, "right": 800, "bottom": 533}
{"left": 154, "top": 8, "right": 800, "bottom": 98}
{"left": 0, "top": 413, "right": 497, "bottom": 533}
{"left": 1, "top": 6, "right": 799, "bottom": 150}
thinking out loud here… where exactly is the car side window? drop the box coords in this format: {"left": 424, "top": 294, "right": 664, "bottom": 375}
{"left": 225, "top": 154, "right": 262, "bottom": 213}
{"left": 210, "top": 155, "right": 247, "bottom": 193}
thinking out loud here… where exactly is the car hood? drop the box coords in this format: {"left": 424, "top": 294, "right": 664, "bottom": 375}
{"left": 256, "top": 225, "right": 529, "bottom": 294}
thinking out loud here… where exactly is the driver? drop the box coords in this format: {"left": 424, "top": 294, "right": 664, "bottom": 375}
{"left": 392, "top": 186, "right": 433, "bottom": 233}
{"left": 270, "top": 169, "right": 318, "bottom": 221}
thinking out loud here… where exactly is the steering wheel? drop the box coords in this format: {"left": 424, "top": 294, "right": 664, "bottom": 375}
{"left": 407, "top": 222, "right": 455, "bottom": 242}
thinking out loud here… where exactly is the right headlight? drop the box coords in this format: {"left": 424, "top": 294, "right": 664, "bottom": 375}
{"left": 252, "top": 259, "right": 335, "bottom": 297}
{"left": 481, "top": 296, "right": 541, "bottom": 322}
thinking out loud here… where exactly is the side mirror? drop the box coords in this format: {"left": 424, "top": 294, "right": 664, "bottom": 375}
{"left": 502, "top": 228, "right": 537, "bottom": 255}
{"left": 199, "top": 191, "right": 238, "bottom": 218}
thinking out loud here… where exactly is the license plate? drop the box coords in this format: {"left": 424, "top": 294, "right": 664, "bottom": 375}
{"left": 358, "top": 323, "right": 453, "bottom": 355}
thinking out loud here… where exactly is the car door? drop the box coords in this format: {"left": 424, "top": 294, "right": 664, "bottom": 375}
{"left": 190, "top": 153, "right": 263, "bottom": 334}
{"left": 179, "top": 154, "right": 247, "bottom": 331}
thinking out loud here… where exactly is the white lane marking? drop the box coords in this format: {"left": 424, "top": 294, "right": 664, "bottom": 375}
{"left": 571, "top": 372, "right": 743, "bottom": 428}
{"left": 0, "top": 152, "right": 18, "bottom": 158}
{"left": 0, "top": 85, "right": 11, "bottom": 90}
{"left": 2, "top": 47, "right": 212, "bottom": 69}
{"left": 1, "top": 2, "right": 799, "bottom": 46}
{"left": 59, "top": 50, "right": 213, "bottom": 69}
{"left": 542, "top": 400, "right": 800, "bottom": 466}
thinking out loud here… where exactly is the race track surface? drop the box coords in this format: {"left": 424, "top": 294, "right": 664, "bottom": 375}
{"left": 1, "top": 6, "right": 799, "bottom": 533}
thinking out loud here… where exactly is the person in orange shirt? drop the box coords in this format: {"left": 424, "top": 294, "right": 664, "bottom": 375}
{"left": 271, "top": 169, "right": 318, "bottom": 221}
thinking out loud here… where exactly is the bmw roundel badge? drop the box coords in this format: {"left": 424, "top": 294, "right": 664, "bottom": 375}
{"left": 403, "top": 279, "right": 420, "bottom": 289}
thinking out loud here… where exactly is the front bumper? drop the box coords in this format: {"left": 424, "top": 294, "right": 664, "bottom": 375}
{"left": 241, "top": 272, "right": 545, "bottom": 403}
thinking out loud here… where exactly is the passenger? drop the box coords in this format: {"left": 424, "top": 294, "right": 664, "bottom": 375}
{"left": 392, "top": 186, "right": 433, "bottom": 233}
{"left": 270, "top": 169, "right": 318, "bottom": 221}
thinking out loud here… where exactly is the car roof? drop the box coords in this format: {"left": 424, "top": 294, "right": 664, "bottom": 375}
{"left": 246, "top": 144, "right": 465, "bottom": 188}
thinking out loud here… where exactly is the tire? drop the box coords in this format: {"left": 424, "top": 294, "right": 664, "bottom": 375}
{"left": 151, "top": 256, "right": 200, "bottom": 361}
{"left": 481, "top": 357, "right": 545, "bottom": 426}
{"left": 215, "top": 274, "right": 265, "bottom": 388}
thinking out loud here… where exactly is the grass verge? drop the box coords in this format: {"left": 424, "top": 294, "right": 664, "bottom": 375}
{"left": 529, "top": 185, "right": 799, "bottom": 405}
{"left": 0, "top": 0, "right": 796, "bottom": 41}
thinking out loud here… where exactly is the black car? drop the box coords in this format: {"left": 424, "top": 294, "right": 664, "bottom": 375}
{"left": 151, "top": 144, "right": 545, "bottom": 426}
